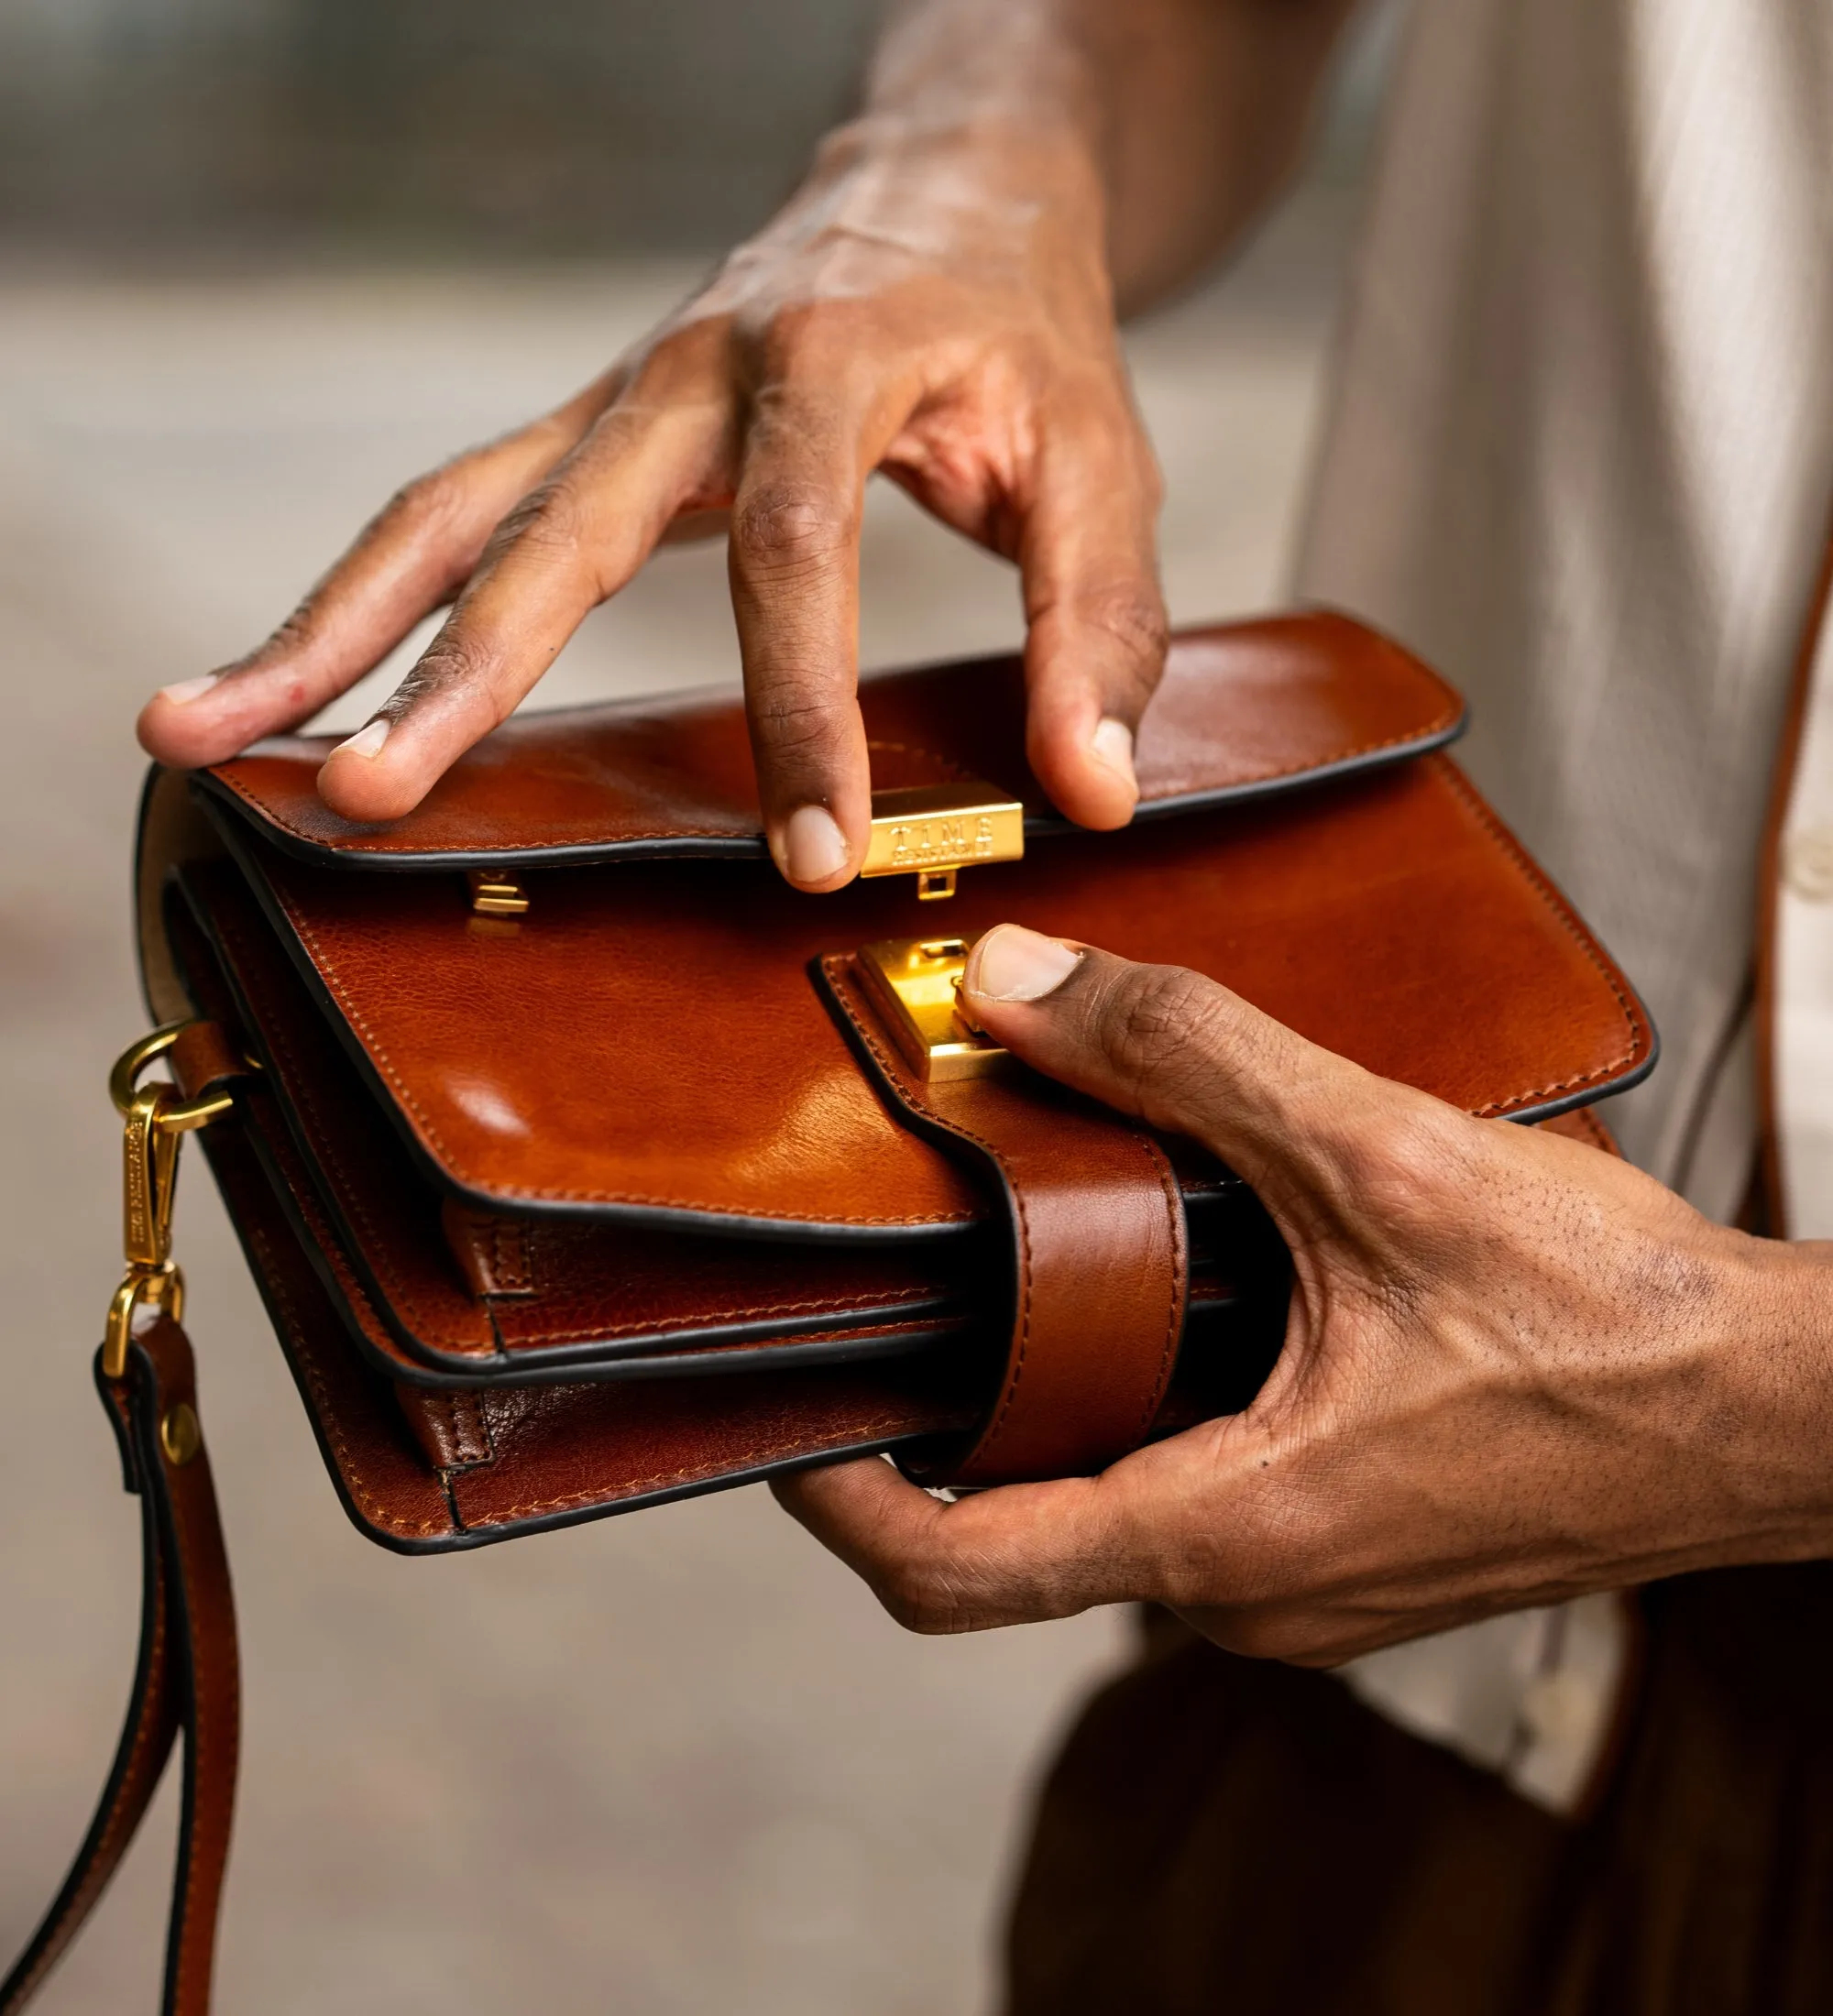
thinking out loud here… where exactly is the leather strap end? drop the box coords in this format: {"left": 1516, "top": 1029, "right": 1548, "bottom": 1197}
{"left": 818, "top": 953, "right": 1188, "bottom": 1488}
{"left": 1, "top": 1318, "right": 238, "bottom": 2016}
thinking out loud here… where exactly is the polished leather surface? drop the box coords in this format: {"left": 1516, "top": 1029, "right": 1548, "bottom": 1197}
{"left": 199, "top": 613, "right": 1465, "bottom": 864}
{"left": 175, "top": 860, "right": 993, "bottom": 1373}
{"left": 210, "top": 752, "right": 1652, "bottom": 1233}
{"left": 822, "top": 953, "right": 1188, "bottom": 1486}
{"left": 164, "top": 868, "right": 1263, "bottom": 1394}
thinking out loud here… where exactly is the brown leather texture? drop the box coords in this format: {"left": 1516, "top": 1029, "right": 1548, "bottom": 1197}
{"left": 820, "top": 954, "right": 1188, "bottom": 1485}
{"left": 129, "top": 612, "right": 1656, "bottom": 1548}
{"left": 198, "top": 612, "right": 1464, "bottom": 863}
{"left": 2, "top": 1315, "right": 238, "bottom": 2016}
{"left": 196, "top": 752, "right": 1651, "bottom": 1236}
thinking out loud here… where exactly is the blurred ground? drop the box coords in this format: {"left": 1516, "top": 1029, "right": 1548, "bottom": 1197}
{"left": 0, "top": 186, "right": 1347, "bottom": 2015}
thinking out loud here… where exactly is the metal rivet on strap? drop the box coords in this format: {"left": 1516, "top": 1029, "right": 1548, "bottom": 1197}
{"left": 1784, "top": 826, "right": 1833, "bottom": 903}
{"left": 160, "top": 1402, "right": 202, "bottom": 1468}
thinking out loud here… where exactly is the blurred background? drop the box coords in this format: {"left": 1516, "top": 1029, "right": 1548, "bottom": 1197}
{"left": 0, "top": 4, "right": 1393, "bottom": 2011}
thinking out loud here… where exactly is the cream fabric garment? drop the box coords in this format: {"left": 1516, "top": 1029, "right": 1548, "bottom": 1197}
{"left": 1779, "top": 622, "right": 1833, "bottom": 1239}
{"left": 1289, "top": 0, "right": 1833, "bottom": 1810}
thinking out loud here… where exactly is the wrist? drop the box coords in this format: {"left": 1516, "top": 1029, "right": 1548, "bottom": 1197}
{"left": 809, "top": 111, "right": 1108, "bottom": 227}
{"left": 1709, "top": 1233, "right": 1833, "bottom": 1562}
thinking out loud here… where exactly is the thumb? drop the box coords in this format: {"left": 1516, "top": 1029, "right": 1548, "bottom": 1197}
{"left": 959, "top": 924, "right": 1394, "bottom": 1198}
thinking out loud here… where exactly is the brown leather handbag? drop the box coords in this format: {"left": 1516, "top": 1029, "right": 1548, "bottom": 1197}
{"left": 2, "top": 611, "right": 1656, "bottom": 2014}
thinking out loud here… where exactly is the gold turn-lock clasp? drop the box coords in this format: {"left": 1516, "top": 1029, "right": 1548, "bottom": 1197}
{"left": 860, "top": 778, "right": 1025, "bottom": 901}
{"left": 468, "top": 869, "right": 530, "bottom": 917}
{"left": 103, "top": 1022, "right": 236, "bottom": 1380}
{"left": 855, "top": 936, "right": 1010, "bottom": 1082}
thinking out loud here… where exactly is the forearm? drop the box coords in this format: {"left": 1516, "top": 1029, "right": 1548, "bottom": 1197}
{"left": 847, "top": 0, "right": 1362, "bottom": 312}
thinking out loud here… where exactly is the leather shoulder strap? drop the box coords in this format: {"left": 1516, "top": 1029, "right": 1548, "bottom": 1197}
{"left": 2, "top": 1315, "right": 238, "bottom": 2016}
{"left": 819, "top": 953, "right": 1188, "bottom": 1487}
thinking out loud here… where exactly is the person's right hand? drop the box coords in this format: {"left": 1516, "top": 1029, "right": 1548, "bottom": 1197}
{"left": 136, "top": 120, "right": 1169, "bottom": 890}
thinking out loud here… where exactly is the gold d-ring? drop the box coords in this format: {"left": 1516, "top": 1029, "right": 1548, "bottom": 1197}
{"left": 110, "top": 1022, "right": 236, "bottom": 1133}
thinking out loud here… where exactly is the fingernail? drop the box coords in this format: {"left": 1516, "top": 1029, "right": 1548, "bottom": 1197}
{"left": 1090, "top": 718, "right": 1136, "bottom": 790}
{"left": 334, "top": 718, "right": 390, "bottom": 761}
{"left": 965, "top": 924, "right": 1081, "bottom": 1003}
{"left": 781, "top": 805, "right": 849, "bottom": 885}
{"left": 159, "top": 674, "right": 219, "bottom": 705}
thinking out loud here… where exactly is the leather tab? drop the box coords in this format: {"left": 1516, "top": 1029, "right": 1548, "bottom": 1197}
{"left": 166, "top": 1021, "right": 248, "bottom": 1106}
{"left": 818, "top": 954, "right": 1188, "bottom": 1486}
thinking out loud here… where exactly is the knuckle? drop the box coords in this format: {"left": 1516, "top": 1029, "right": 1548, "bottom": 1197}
{"left": 258, "top": 594, "right": 321, "bottom": 657}
{"left": 379, "top": 465, "right": 470, "bottom": 540}
{"left": 1332, "top": 1102, "right": 1476, "bottom": 1221}
{"left": 749, "top": 673, "right": 848, "bottom": 757}
{"left": 738, "top": 296, "right": 848, "bottom": 367}
{"left": 731, "top": 482, "right": 852, "bottom": 577}
{"left": 1099, "top": 963, "right": 1225, "bottom": 1104}
{"left": 1073, "top": 580, "right": 1169, "bottom": 684}
{"left": 489, "top": 479, "right": 591, "bottom": 562}
{"left": 390, "top": 634, "right": 499, "bottom": 721}
{"left": 875, "top": 1561, "right": 970, "bottom": 1637}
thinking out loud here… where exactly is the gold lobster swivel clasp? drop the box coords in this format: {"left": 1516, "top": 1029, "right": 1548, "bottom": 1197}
{"left": 103, "top": 1023, "right": 236, "bottom": 1380}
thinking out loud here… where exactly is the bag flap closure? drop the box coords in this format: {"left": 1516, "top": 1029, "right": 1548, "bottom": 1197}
{"left": 195, "top": 611, "right": 1463, "bottom": 869}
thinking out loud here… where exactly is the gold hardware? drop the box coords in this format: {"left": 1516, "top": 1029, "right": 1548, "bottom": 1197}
{"left": 855, "top": 936, "right": 1011, "bottom": 1082}
{"left": 103, "top": 1264, "right": 187, "bottom": 1383}
{"left": 468, "top": 870, "right": 530, "bottom": 916}
{"left": 109, "top": 1024, "right": 236, "bottom": 1132}
{"left": 103, "top": 1022, "right": 231, "bottom": 1380}
{"left": 860, "top": 781, "right": 1024, "bottom": 899}
{"left": 159, "top": 1402, "right": 202, "bottom": 1468}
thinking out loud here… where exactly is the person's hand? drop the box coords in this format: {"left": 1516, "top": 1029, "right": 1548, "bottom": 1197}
{"left": 135, "top": 124, "right": 1165, "bottom": 890}
{"left": 774, "top": 925, "right": 1833, "bottom": 1664}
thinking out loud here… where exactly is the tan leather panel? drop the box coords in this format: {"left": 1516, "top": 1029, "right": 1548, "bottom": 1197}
{"left": 202, "top": 614, "right": 1461, "bottom": 861}
{"left": 231, "top": 755, "right": 1651, "bottom": 1229}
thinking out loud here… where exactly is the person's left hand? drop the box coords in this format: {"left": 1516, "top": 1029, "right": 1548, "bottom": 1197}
{"left": 774, "top": 925, "right": 1833, "bottom": 1665}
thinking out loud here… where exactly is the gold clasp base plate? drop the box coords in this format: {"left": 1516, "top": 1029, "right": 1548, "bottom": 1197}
{"left": 855, "top": 937, "right": 1010, "bottom": 1082}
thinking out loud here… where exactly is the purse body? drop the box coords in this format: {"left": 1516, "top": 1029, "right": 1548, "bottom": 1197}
{"left": 132, "top": 612, "right": 1655, "bottom": 1551}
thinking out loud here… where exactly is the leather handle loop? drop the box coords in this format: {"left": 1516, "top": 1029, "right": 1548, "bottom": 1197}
{"left": 818, "top": 953, "right": 1189, "bottom": 1486}
{"left": 2, "top": 1318, "right": 238, "bottom": 2016}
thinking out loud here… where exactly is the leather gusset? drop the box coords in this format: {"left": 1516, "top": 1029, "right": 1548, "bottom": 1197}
{"left": 441, "top": 1202, "right": 538, "bottom": 1298}
{"left": 210, "top": 1086, "right": 1269, "bottom": 1550}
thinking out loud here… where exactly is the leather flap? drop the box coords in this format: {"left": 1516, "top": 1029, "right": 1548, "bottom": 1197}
{"left": 185, "top": 745, "right": 1655, "bottom": 1236}
{"left": 193, "top": 612, "right": 1463, "bottom": 868}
